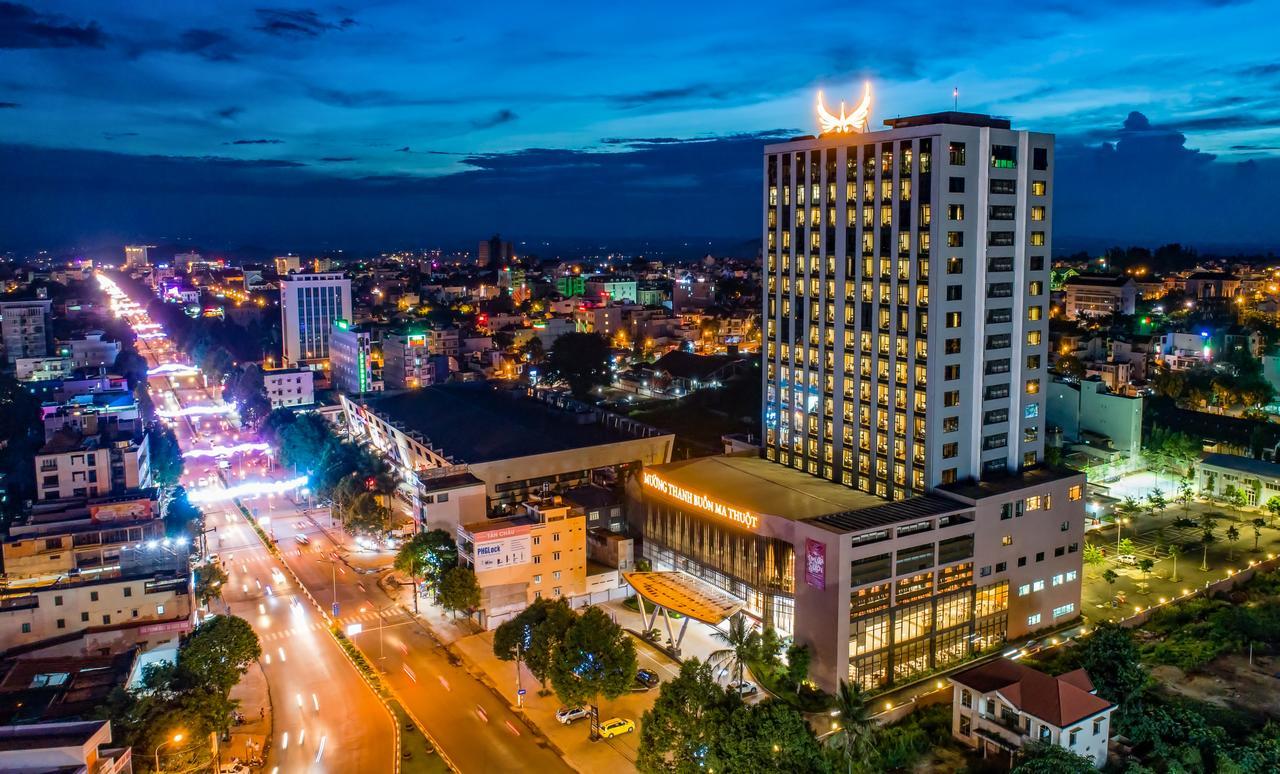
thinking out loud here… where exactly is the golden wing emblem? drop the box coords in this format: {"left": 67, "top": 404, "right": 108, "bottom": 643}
{"left": 816, "top": 82, "right": 872, "bottom": 134}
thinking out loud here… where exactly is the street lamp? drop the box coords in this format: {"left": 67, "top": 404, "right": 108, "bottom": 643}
{"left": 154, "top": 731, "right": 185, "bottom": 773}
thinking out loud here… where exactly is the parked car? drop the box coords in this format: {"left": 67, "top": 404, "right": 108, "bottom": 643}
{"left": 727, "top": 680, "right": 758, "bottom": 696}
{"left": 1117, "top": 554, "right": 1138, "bottom": 565}
{"left": 598, "top": 718, "right": 635, "bottom": 739}
{"left": 555, "top": 706, "right": 590, "bottom": 725}
{"left": 633, "top": 669, "right": 660, "bottom": 691}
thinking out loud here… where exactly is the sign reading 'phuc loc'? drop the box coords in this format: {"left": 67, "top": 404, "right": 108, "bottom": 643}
{"left": 642, "top": 471, "right": 759, "bottom": 530}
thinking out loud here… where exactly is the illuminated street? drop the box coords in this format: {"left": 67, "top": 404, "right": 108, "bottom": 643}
{"left": 98, "top": 273, "right": 396, "bottom": 773}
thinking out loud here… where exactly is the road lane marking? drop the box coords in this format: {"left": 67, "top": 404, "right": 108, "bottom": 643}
{"left": 475, "top": 706, "right": 488, "bottom": 722}
{"left": 437, "top": 675, "right": 450, "bottom": 691}
{"left": 505, "top": 720, "right": 521, "bottom": 736}
{"left": 403, "top": 664, "right": 416, "bottom": 683}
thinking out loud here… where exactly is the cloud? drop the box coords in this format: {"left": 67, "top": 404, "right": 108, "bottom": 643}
{"left": 1056, "top": 110, "right": 1280, "bottom": 248}
{"left": 0, "top": 101, "right": 18, "bottom": 109}
{"left": 176, "top": 28, "right": 241, "bottom": 62}
{"left": 0, "top": 2, "right": 106, "bottom": 49}
{"left": 319, "top": 156, "right": 355, "bottom": 162}
{"left": 610, "top": 84, "right": 729, "bottom": 108}
{"left": 254, "top": 9, "right": 355, "bottom": 39}
{"left": 214, "top": 106, "right": 243, "bottom": 120}
{"left": 305, "top": 85, "right": 467, "bottom": 108}
{"left": 102, "top": 131, "right": 138, "bottom": 139}
{"left": 471, "top": 109, "right": 518, "bottom": 129}
{"left": 227, "top": 138, "right": 283, "bottom": 145}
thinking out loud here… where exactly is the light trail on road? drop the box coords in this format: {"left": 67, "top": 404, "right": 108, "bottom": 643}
{"left": 148, "top": 362, "right": 202, "bottom": 376}
{"left": 187, "top": 475, "right": 309, "bottom": 504}
{"left": 158, "top": 403, "right": 237, "bottom": 418}
{"left": 182, "top": 442, "right": 271, "bottom": 458}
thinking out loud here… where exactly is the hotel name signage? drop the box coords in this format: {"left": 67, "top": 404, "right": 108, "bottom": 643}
{"left": 643, "top": 471, "right": 759, "bottom": 530}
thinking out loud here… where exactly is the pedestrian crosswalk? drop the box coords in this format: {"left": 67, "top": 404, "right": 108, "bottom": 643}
{"left": 258, "top": 622, "right": 326, "bottom": 641}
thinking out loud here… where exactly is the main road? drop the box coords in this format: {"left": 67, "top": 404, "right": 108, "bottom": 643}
{"left": 99, "top": 273, "right": 396, "bottom": 773}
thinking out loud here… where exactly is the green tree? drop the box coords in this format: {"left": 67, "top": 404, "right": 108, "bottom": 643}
{"left": 1178, "top": 479, "right": 1197, "bottom": 519}
{"left": 193, "top": 561, "right": 228, "bottom": 607}
{"left": 716, "top": 699, "right": 827, "bottom": 774}
{"left": 1199, "top": 512, "right": 1220, "bottom": 571}
{"left": 542, "top": 332, "right": 612, "bottom": 399}
{"left": 1116, "top": 496, "right": 1142, "bottom": 533}
{"left": 1168, "top": 542, "right": 1185, "bottom": 583}
{"left": 1055, "top": 354, "right": 1085, "bottom": 378}
{"left": 1012, "top": 741, "right": 1098, "bottom": 773}
{"left": 1137, "top": 557, "right": 1155, "bottom": 583}
{"left": 1226, "top": 524, "right": 1241, "bottom": 561}
{"left": 1117, "top": 537, "right": 1137, "bottom": 557}
{"left": 828, "top": 680, "right": 875, "bottom": 774}
{"left": 1102, "top": 568, "right": 1119, "bottom": 590}
{"left": 1226, "top": 487, "right": 1248, "bottom": 522}
{"left": 549, "top": 607, "right": 638, "bottom": 729}
{"left": 1266, "top": 495, "right": 1280, "bottom": 528}
{"left": 1076, "top": 623, "right": 1147, "bottom": 708}
{"left": 1082, "top": 543, "right": 1106, "bottom": 566}
{"left": 177, "top": 615, "right": 262, "bottom": 696}
{"left": 1147, "top": 489, "right": 1169, "bottom": 525}
{"left": 112, "top": 348, "right": 151, "bottom": 389}
{"left": 394, "top": 529, "right": 458, "bottom": 611}
{"left": 493, "top": 598, "right": 575, "bottom": 692}
{"left": 638, "top": 658, "right": 738, "bottom": 774}
{"left": 343, "top": 492, "right": 390, "bottom": 537}
{"left": 758, "top": 626, "right": 784, "bottom": 673}
{"left": 1252, "top": 517, "right": 1266, "bottom": 551}
{"left": 709, "top": 613, "right": 760, "bottom": 686}
{"left": 438, "top": 566, "right": 481, "bottom": 620}
{"left": 162, "top": 486, "right": 202, "bottom": 541}
{"left": 148, "top": 425, "right": 185, "bottom": 487}
{"left": 784, "top": 643, "right": 811, "bottom": 691}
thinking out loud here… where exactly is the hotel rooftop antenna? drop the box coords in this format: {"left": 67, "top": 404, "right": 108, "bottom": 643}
{"left": 953, "top": 86, "right": 959, "bottom": 111}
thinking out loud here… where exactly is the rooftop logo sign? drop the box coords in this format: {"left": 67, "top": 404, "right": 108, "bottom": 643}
{"left": 817, "top": 82, "right": 872, "bottom": 134}
{"left": 643, "top": 471, "right": 759, "bottom": 530}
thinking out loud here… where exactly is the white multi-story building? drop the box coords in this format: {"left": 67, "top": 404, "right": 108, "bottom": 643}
{"left": 263, "top": 367, "right": 315, "bottom": 408}
{"left": 0, "top": 299, "right": 52, "bottom": 366}
{"left": 35, "top": 431, "right": 151, "bottom": 501}
{"left": 279, "top": 272, "right": 352, "bottom": 367}
{"left": 329, "top": 321, "right": 383, "bottom": 395}
{"left": 1062, "top": 275, "right": 1136, "bottom": 320}
{"left": 763, "top": 110, "right": 1053, "bottom": 499}
{"left": 275, "top": 255, "right": 303, "bottom": 275}
{"left": 64, "top": 331, "right": 121, "bottom": 370}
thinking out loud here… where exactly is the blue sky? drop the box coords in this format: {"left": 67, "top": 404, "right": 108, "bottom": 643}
{"left": 3, "top": 0, "right": 1280, "bottom": 254}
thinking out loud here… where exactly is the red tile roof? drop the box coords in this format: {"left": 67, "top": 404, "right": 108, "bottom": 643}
{"left": 951, "top": 658, "right": 1112, "bottom": 727}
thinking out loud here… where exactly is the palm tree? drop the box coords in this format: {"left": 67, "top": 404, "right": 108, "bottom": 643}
{"left": 829, "top": 680, "right": 875, "bottom": 774}
{"left": 1168, "top": 543, "right": 1184, "bottom": 583}
{"left": 1226, "top": 524, "right": 1241, "bottom": 561}
{"left": 709, "top": 613, "right": 759, "bottom": 686}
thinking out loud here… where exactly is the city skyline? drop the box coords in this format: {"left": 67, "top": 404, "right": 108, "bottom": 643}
{"left": 3, "top": 1, "right": 1280, "bottom": 252}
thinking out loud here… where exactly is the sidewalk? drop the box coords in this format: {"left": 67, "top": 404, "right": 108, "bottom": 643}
{"left": 225, "top": 657, "right": 271, "bottom": 770}
{"left": 379, "top": 572, "right": 655, "bottom": 773}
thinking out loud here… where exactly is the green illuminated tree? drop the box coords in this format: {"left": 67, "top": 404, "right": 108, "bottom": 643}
{"left": 438, "top": 565, "right": 481, "bottom": 620}
{"left": 1252, "top": 518, "right": 1266, "bottom": 552}
{"left": 193, "top": 561, "right": 228, "bottom": 607}
{"left": 493, "top": 598, "right": 574, "bottom": 692}
{"left": 549, "top": 607, "right": 637, "bottom": 727}
{"left": 828, "top": 680, "right": 875, "bottom": 774}
{"left": 709, "top": 613, "right": 761, "bottom": 686}
{"left": 542, "top": 332, "right": 612, "bottom": 400}
{"left": 638, "top": 658, "right": 736, "bottom": 774}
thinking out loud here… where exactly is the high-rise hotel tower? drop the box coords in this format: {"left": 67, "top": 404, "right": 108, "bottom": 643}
{"left": 763, "top": 110, "right": 1054, "bottom": 499}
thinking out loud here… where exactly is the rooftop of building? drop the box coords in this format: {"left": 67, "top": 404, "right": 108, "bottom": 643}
{"left": 648, "top": 351, "right": 745, "bottom": 382}
{"left": 643, "top": 455, "right": 886, "bottom": 524}
{"left": 37, "top": 428, "right": 141, "bottom": 456}
{"left": 881, "top": 111, "right": 1012, "bottom": 130}
{"left": 950, "top": 657, "right": 1111, "bottom": 727}
{"left": 0, "top": 719, "right": 114, "bottom": 755}
{"left": 1200, "top": 453, "right": 1280, "bottom": 479}
{"left": 417, "top": 469, "right": 485, "bottom": 492}
{"left": 0, "top": 651, "right": 137, "bottom": 726}
{"left": 369, "top": 383, "right": 650, "bottom": 463}
{"left": 938, "top": 466, "right": 1083, "bottom": 502}
{"left": 1064, "top": 273, "right": 1135, "bottom": 287}
{"left": 1186, "top": 271, "right": 1238, "bottom": 280}
{"left": 561, "top": 484, "right": 621, "bottom": 511}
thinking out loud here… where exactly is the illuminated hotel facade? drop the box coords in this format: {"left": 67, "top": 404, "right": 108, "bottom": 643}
{"left": 279, "top": 272, "right": 352, "bottom": 367}
{"left": 637, "top": 102, "right": 1085, "bottom": 694}
{"left": 763, "top": 111, "right": 1054, "bottom": 498}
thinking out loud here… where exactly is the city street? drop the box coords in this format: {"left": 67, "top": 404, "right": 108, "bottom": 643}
{"left": 101, "top": 274, "right": 397, "bottom": 773}
{"left": 271, "top": 500, "right": 572, "bottom": 772}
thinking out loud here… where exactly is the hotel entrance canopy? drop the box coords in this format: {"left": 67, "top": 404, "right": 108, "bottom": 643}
{"left": 623, "top": 571, "right": 740, "bottom": 626}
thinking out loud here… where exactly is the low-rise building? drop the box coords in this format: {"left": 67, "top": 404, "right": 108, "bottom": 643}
{"left": 1197, "top": 453, "right": 1280, "bottom": 506}
{"left": 62, "top": 332, "right": 121, "bottom": 371}
{"left": 262, "top": 367, "right": 315, "bottom": 409}
{"left": 1047, "top": 378, "right": 1144, "bottom": 463}
{"left": 457, "top": 498, "right": 587, "bottom": 628}
{"left": 35, "top": 431, "right": 151, "bottom": 502}
{"left": 4, "top": 493, "right": 162, "bottom": 582}
{"left": 14, "top": 356, "right": 73, "bottom": 382}
{"left": 382, "top": 332, "right": 435, "bottom": 390}
{"left": 949, "top": 657, "right": 1113, "bottom": 768}
{"left": 0, "top": 720, "right": 133, "bottom": 773}
{"left": 584, "top": 275, "right": 638, "bottom": 304}
{"left": 1063, "top": 275, "right": 1136, "bottom": 320}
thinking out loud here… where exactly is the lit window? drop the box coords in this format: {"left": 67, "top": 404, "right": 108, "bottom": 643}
{"left": 1068, "top": 484, "right": 1082, "bottom": 501}
{"left": 1028, "top": 613, "right": 1041, "bottom": 626}
{"left": 1018, "top": 584, "right": 1031, "bottom": 596}
{"left": 1032, "top": 580, "right": 1045, "bottom": 592}
{"left": 1001, "top": 535, "right": 1013, "bottom": 546}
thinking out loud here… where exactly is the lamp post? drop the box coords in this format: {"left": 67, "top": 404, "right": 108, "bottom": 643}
{"left": 154, "top": 731, "right": 185, "bottom": 773}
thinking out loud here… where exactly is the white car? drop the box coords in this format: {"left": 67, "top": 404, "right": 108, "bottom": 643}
{"left": 1117, "top": 554, "right": 1138, "bottom": 565}
{"left": 728, "top": 680, "right": 759, "bottom": 696}
{"left": 555, "top": 706, "right": 590, "bottom": 725}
